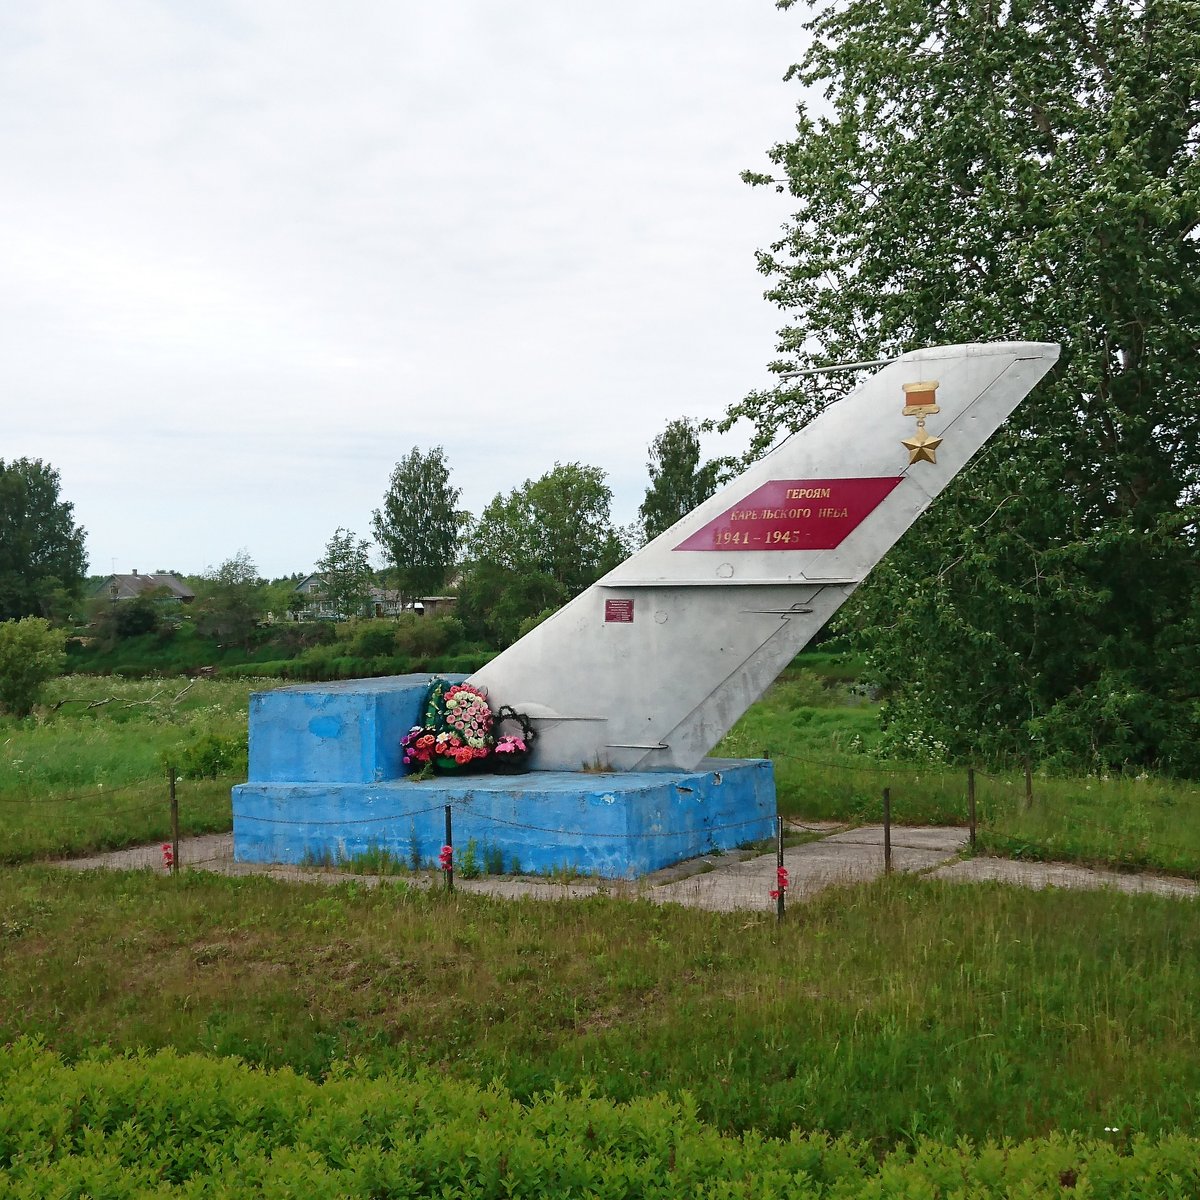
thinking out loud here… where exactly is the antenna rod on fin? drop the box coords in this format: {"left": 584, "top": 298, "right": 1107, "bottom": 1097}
{"left": 779, "top": 357, "right": 896, "bottom": 379}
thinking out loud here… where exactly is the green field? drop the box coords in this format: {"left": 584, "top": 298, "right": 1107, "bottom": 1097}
{"left": 3, "top": 868, "right": 1198, "bottom": 1150}
{"left": 719, "top": 663, "right": 1200, "bottom": 880}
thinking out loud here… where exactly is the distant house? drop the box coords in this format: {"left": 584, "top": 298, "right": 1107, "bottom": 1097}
{"left": 96, "top": 570, "right": 195, "bottom": 604}
{"left": 418, "top": 596, "right": 457, "bottom": 618}
{"left": 292, "top": 575, "right": 455, "bottom": 621}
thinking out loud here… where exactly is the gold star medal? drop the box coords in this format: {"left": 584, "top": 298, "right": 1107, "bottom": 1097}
{"left": 902, "top": 425, "right": 943, "bottom": 464}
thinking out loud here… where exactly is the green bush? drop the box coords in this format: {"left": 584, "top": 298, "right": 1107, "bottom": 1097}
{"left": 516, "top": 606, "right": 557, "bottom": 640}
{"left": 348, "top": 620, "right": 398, "bottom": 658}
{"left": 393, "top": 612, "right": 459, "bottom": 659}
{"left": 289, "top": 644, "right": 337, "bottom": 679}
{"left": 0, "top": 616, "right": 66, "bottom": 716}
{"left": 1, "top": 1040, "right": 1197, "bottom": 1197}
{"left": 175, "top": 730, "right": 249, "bottom": 780}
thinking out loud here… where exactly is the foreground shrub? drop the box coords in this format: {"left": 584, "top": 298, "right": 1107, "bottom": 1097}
{"left": 0, "top": 616, "right": 65, "bottom": 717}
{"left": 2, "top": 1041, "right": 1198, "bottom": 1197}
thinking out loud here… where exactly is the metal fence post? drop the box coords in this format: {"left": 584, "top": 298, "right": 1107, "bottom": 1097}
{"left": 882, "top": 787, "right": 892, "bottom": 875}
{"left": 444, "top": 804, "right": 454, "bottom": 893}
{"left": 168, "top": 765, "right": 179, "bottom": 877}
{"left": 776, "top": 815, "right": 785, "bottom": 924}
{"left": 968, "top": 766, "right": 977, "bottom": 850}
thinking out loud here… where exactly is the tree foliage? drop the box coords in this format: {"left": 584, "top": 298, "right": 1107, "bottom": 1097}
{"left": 639, "top": 418, "right": 721, "bottom": 541}
{"left": 371, "top": 447, "right": 463, "bottom": 604}
{"left": 458, "top": 463, "right": 628, "bottom": 646}
{"left": 87, "top": 588, "right": 180, "bottom": 647}
{"left": 0, "top": 459, "right": 87, "bottom": 622}
{"left": 195, "top": 551, "right": 266, "bottom": 646}
{"left": 315, "top": 529, "right": 374, "bottom": 621}
{"left": 0, "top": 617, "right": 66, "bottom": 717}
{"left": 730, "top": 0, "right": 1200, "bottom": 772}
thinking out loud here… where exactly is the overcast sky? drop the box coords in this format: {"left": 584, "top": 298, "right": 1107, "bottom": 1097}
{"left": 3, "top": 2, "right": 809, "bottom": 579}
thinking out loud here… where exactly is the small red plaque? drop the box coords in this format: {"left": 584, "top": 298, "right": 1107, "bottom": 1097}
{"left": 605, "top": 598, "right": 635, "bottom": 623}
{"left": 674, "top": 477, "right": 903, "bottom": 553}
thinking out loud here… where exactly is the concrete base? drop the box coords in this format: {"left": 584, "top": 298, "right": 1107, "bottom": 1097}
{"left": 233, "top": 758, "right": 776, "bottom": 878}
{"left": 245, "top": 674, "right": 466, "bottom": 785}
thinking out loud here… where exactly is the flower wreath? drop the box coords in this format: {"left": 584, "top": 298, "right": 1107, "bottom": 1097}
{"left": 400, "top": 680, "right": 540, "bottom": 777}
{"left": 401, "top": 679, "right": 494, "bottom": 773}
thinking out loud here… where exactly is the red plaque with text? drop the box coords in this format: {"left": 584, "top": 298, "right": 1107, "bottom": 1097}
{"left": 674, "top": 477, "right": 903, "bottom": 552}
{"left": 605, "top": 598, "right": 635, "bottom": 623}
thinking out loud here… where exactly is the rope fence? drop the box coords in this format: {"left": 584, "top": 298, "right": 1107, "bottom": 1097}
{"left": 231, "top": 801, "right": 450, "bottom": 828}
{"left": 0, "top": 782, "right": 144, "bottom": 806}
{"left": 25, "top": 770, "right": 930, "bottom": 925}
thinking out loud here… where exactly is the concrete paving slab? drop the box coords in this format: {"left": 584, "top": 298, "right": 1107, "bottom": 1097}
{"left": 931, "top": 855, "right": 1199, "bottom": 898}
{"left": 53, "top": 834, "right": 622, "bottom": 898}
{"left": 821, "top": 824, "right": 968, "bottom": 853}
{"left": 650, "top": 830, "right": 957, "bottom": 912}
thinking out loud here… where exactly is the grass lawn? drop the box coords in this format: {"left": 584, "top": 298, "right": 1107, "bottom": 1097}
{"left": 6, "top": 657, "right": 1200, "bottom": 1175}
{"left": 3, "top": 867, "right": 1198, "bottom": 1149}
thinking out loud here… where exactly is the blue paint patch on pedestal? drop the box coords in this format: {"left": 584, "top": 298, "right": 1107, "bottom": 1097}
{"left": 233, "top": 676, "right": 776, "bottom": 878}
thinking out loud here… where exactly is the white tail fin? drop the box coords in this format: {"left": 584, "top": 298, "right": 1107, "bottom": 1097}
{"left": 471, "top": 341, "right": 1059, "bottom": 770}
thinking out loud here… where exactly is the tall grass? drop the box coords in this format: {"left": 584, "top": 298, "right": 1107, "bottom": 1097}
{"left": 3, "top": 868, "right": 1198, "bottom": 1147}
{"left": 976, "top": 769, "right": 1200, "bottom": 878}
{"left": 0, "top": 675, "right": 263, "bottom": 862}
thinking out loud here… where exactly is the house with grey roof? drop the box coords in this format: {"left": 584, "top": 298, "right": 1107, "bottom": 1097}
{"left": 95, "top": 570, "right": 196, "bottom": 604}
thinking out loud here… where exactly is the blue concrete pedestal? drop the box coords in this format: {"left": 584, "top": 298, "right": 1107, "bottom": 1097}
{"left": 232, "top": 676, "right": 776, "bottom": 878}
